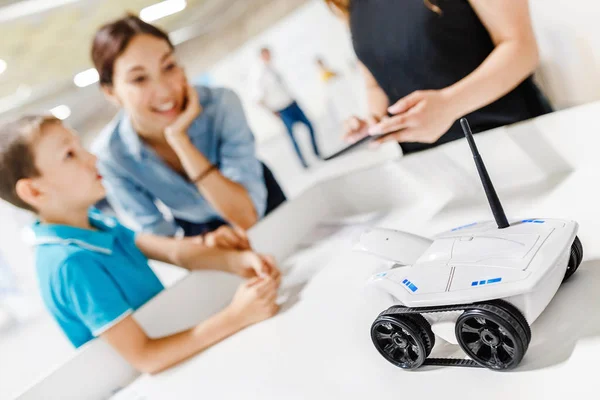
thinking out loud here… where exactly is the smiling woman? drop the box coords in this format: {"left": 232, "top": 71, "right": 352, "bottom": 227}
{"left": 91, "top": 14, "right": 286, "bottom": 237}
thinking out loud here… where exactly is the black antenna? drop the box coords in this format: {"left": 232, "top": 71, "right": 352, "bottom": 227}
{"left": 460, "top": 118, "right": 509, "bottom": 229}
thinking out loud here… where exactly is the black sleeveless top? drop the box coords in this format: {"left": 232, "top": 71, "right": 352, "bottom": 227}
{"left": 349, "top": 0, "right": 552, "bottom": 154}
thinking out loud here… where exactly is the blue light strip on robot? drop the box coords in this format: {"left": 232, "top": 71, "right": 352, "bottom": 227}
{"left": 451, "top": 222, "right": 477, "bottom": 231}
{"left": 471, "top": 277, "right": 502, "bottom": 286}
{"left": 522, "top": 219, "right": 545, "bottom": 223}
{"left": 402, "top": 278, "right": 418, "bottom": 292}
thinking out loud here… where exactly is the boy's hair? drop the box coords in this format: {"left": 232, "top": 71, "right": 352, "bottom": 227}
{"left": 0, "top": 115, "right": 60, "bottom": 212}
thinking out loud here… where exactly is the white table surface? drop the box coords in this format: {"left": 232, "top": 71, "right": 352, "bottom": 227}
{"left": 121, "top": 203, "right": 600, "bottom": 399}
{"left": 36, "top": 102, "right": 600, "bottom": 400}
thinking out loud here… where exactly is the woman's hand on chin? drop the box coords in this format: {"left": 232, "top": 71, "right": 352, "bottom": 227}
{"left": 165, "top": 84, "right": 202, "bottom": 145}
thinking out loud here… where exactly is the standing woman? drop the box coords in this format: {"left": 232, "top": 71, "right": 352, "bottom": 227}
{"left": 326, "top": 0, "right": 553, "bottom": 154}
{"left": 92, "top": 15, "right": 285, "bottom": 237}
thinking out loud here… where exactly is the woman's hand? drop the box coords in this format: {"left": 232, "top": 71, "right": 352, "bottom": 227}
{"left": 164, "top": 84, "right": 202, "bottom": 144}
{"left": 203, "top": 225, "right": 251, "bottom": 250}
{"left": 342, "top": 115, "right": 380, "bottom": 144}
{"left": 367, "top": 89, "right": 459, "bottom": 145}
{"left": 227, "top": 251, "right": 281, "bottom": 283}
{"left": 183, "top": 226, "right": 251, "bottom": 251}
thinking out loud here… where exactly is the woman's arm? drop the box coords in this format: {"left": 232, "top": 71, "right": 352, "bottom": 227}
{"left": 358, "top": 61, "right": 389, "bottom": 120}
{"left": 167, "top": 136, "right": 259, "bottom": 229}
{"left": 332, "top": 7, "right": 389, "bottom": 142}
{"left": 328, "top": 5, "right": 388, "bottom": 119}
{"left": 370, "top": 0, "right": 541, "bottom": 143}
{"left": 445, "top": 0, "right": 540, "bottom": 118}
{"left": 165, "top": 85, "right": 260, "bottom": 230}
{"left": 330, "top": 6, "right": 389, "bottom": 120}
{"left": 341, "top": 62, "right": 389, "bottom": 143}
{"left": 135, "top": 233, "right": 279, "bottom": 279}
{"left": 136, "top": 232, "right": 234, "bottom": 270}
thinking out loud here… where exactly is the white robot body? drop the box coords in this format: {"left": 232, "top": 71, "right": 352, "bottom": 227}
{"left": 363, "top": 218, "right": 577, "bottom": 323}
{"left": 364, "top": 119, "right": 582, "bottom": 370}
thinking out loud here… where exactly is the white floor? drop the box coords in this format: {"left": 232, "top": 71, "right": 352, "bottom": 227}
{"left": 0, "top": 116, "right": 398, "bottom": 400}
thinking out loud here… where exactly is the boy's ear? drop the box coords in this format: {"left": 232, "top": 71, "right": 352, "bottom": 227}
{"left": 15, "top": 178, "right": 43, "bottom": 210}
{"left": 100, "top": 85, "right": 122, "bottom": 107}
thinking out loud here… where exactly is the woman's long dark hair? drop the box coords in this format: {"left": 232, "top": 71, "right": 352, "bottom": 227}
{"left": 91, "top": 14, "right": 174, "bottom": 87}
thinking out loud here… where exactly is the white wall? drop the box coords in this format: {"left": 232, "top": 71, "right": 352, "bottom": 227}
{"left": 530, "top": 0, "right": 600, "bottom": 109}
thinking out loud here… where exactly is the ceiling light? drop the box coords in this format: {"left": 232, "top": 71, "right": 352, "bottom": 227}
{"left": 50, "top": 105, "right": 71, "bottom": 120}
{"left": 0, "top": 0, "right": 83, "bottom": 23}
{"left": 0, "top": 59, "right": 6, "bottom": 75}
{"left": 140, "top": 0, "right": 187, "bottom": 23}
{"left": 74, "top": 68, "right": 99, "bottom": 88}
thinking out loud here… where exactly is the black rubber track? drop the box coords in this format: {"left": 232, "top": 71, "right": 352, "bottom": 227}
{"left": 374, "top": 300, "right": 532, "bottom": 370}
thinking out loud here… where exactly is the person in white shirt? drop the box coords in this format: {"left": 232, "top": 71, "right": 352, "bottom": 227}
{"left": 253, "top": 47, "right": 322, "bottom": 169}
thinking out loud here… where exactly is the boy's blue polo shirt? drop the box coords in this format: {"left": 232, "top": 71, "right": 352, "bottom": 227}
{"left": 32, "top": 208, "right": 164, "bottom": 348}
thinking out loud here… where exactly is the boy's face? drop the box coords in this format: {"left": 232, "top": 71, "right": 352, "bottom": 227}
{"left": 31, "top": 123, "right": 105, "bottom": 212}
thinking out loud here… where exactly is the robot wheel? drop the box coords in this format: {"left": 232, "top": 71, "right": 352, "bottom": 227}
{"left": 370, "top": 312, "right": 433, "bottom": 370}
{"left": 455, "top": 301, "right": 530, "bottom": 370}
{"left": 371, "top": 300, "right": 531, "bottom": 371}
{"left": 563, "top": 236, "right": 583, "bottom": 282}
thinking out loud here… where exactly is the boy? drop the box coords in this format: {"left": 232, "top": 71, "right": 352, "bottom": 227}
{"left": 0, "top": 115, "right": 281, "bottom": 374}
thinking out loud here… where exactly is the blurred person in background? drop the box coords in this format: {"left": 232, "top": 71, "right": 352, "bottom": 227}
{"left": 92, "top": 15, "right": 286, "bottom": 238}
{"left": 316, "top": 57, "right": 339, "bottom": 84}
{"left": 315, "top": 57, "right": 345, "bottom": 138}
{"left": 251, "top": 47, "right": 322, "bottom": 169}
{"left": 326, "top": 0, "right": 552, "bottom": 155}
